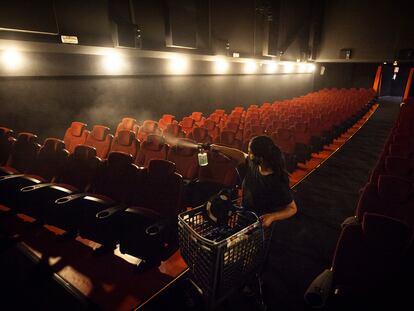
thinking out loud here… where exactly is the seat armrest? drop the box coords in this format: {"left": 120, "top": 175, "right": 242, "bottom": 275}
{"left": 341, "top": 216, "right": 358, "bottom": 228}
{"left": 304, "top": 268, "right": 333, "bottom": 308}
{"left": 0, "top": 174, "right": 25, "bottom": 181}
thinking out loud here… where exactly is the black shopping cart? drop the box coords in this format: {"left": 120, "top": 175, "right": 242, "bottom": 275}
{"left": 178, "top": 205, "right": 266, "bottom": 310}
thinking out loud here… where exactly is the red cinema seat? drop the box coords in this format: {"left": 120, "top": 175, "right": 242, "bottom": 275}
{"left": 61, "top": 151, "right": 143, "bottom": 248}
{"left": 110, "top": 130, "right": 140, "bottom": 160}
{"left": 14, "top": 145, "right": 101, "bottom": 221}
{"left": 0, "top": 138, "right": 68, "bottom": 209}
{"left": 117, "top": 159, "right": 183, "bottom": 267}
{"left": 204, "top": 119, "right": 220, "bottom": 141}
{"left": 1, "top": 132, "right": 40, "bottom": 176}
{"left": 115, "top": 117, "right": 139, "bottom": 136}
{"left": 187, "top": 127, "right": 212, "bottom": 144}
{"left": 180, "top": 117, "right": 195, "bottom": 134}
{"left": 32, "top": 138, "right": 69, "bottom": 182}
{"left": 63, "top": 122, "right": 90, "bottom": 154}
{"left": 85, "top": 125, "right": 113, "bottom": 159}
{"left": 216, "top": 131, "right": 242, "bottom": 150}
{"left": 158, "top": 114, "right": 176, "bottom": 131}
{"left": 356, "top": 175, "right": 414, "bottom": 226}
{"left": 167, "top": 139, "right": 199, "bottom": 180}
{"left": 305, "top": 213, "right": 411, "bottom": 309}
{"left": 137, "top": 120, "right": 160, "bottom": 142}
{"left": 163, "top": 123, "right": 186, "bottom": 141}
{"left": 187, "top": 150, "right": 239, "bottom": 206}
{"left": 135, "top": 134, "right": 168, "bottom": 167}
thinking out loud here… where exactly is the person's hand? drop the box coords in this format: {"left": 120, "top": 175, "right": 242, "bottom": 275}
{"left": 260, "top": 213, "right": 275, "bottom": 228}
{"left": 209, "top": 144, "right": 220, "bottom": 152}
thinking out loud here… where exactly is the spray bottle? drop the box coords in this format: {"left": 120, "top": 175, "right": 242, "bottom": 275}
{"left": 197, "top": 143, "right": 210, "bottom": 166}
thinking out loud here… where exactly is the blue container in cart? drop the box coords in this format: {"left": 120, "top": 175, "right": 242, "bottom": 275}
{"left": 178, "top": 205, "right": 265, "bottom": 310}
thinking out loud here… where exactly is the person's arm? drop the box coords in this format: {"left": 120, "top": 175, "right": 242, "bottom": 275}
{"left": 261, "top": 200, "right": 297, "bottom": 227}
{"left": 210, "top": 144, "right": 247, "bottom": 165}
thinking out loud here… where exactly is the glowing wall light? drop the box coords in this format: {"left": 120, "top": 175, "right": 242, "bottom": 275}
{"left": 168, "top": 56, "right": 189, "bottom": 74}
{"left": 298, "top": 63, "right": 307, "bottom": 73}
{"left": 214, "top": 59, "right": 229, "bottom": 74}
{"left": 244, "top": 61, "right": 257, "bottom": 74}
{"left": 1, "top": 49, "right": 23, "bottom": 70}
{"left": 307, "top": 63, "right": 316, "bottom": 72}
{"left": 266, "top": 62, "right": 278, "bottom": 74}
{"left": 102, "top": 52, "right": 125, "bottom": 73}
{"left": 283, "top": 62, "right": 294, "bottom": 73}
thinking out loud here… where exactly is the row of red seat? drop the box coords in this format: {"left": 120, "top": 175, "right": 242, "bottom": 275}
{"left": 1, "top": 129, "right": 238, "bottom": 185}
{"left": 63, "top": 88, "right": 375, "bottom": 172}
{"left": 305, "top": 100, "right": 414, "bottom": 308}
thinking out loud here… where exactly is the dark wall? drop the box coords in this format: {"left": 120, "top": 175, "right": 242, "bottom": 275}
{"left": 380, "top": 65, "right": 411, "bottom": 97}
{"left": 313, "top": 63, "right": 378, "bottom": 90}
{"left": 319, "top": 0, "right": 414, "bottom": 61}
{"left": 0, "top": 73, "right": 313, "bottom": 141}
{"left": 0, "top": 0, "right": 321, "bottom": 60}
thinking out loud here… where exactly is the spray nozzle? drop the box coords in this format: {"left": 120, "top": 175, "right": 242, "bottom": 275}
{"left": 197, "top": 143, "right": 211, "bottom": 151}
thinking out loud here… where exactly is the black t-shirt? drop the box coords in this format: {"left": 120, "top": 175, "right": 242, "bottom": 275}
{"left": 240, "top": 159, "right": 293, "bottom": 216}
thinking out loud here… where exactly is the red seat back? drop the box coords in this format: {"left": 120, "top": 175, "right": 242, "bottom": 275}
{"left": 32, "top": 138, "right": 69, "bottom": 182}
{"left": 137, "top": 120, "right": 160, "bottom": 142}
{"left": 91, "top": 151, "right": 140, "bottom": 204}
{"left": 115, "top": 117, "right": 139, "bottom": 136}
{"left": 6, "top": 132, "right": 40, "bottom": 174}
{"left": 135, "top": 159, "right": 183, "bottom": 218}
{"left": 85, "top": 125, "right": 113, "bottom": 159}
{"left": 56, "top": 145, "right": 101, "bottom": 191}
{"left": 135, "top": 134, "right": 168, "bottom": 167}
{"left": 110, "top": 130, "right": 140, "bottom": 160}
{"left": 63, "top": 122, "right": 89, "bottom": 154}
{"left": 167, "top": 139, "right": 199, "bottom": 180}
{"left": 187, "top": 127, "right": 212, "bottom": 143}
{"left": 218, "top": 131, "right": 242, "bottom": 150}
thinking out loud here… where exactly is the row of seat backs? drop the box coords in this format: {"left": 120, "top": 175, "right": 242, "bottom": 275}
{"left": 62, "top": 88, "right": 372, "bottom": 160}
{"left": 136, "top": 136, "right": 238, "bottom": 185}
{"left": 90, "top": 153, "right": 184, "bottom": 218}
{"left": 206, "top": 89, "right": 371, "bottom": 122}
{"left": 2, "top": 125, "right": 238, "bottom": 189}
{"left": 120, "top": 88, "right": 372, "bottom": 143}
{"left": 63, "top": 122, "right": 113, "bottom": 159}
{"left": 0, "top": 132, "right": 70, "bottom": 182}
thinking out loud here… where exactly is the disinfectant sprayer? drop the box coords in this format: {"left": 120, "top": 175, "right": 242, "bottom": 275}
{"left": 197, "top": 143, "right": 211, "bottom": 166}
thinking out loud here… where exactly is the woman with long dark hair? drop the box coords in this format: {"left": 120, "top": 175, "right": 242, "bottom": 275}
{"left": 211, "top": 135, "right": 297, "bottom": 227}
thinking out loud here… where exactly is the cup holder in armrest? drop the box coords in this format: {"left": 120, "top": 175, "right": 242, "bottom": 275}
{"left": 145, "top": 224, "right": 161, "bottom": 236}
{"left": 55, "top": 197, "right": 71, "bottom": 204}
{"left": 55, "top": 193, "right": 87, "bottom": 204}
{"left": 21, "top": 183, "right": 53, "bottom": 192}
{"left": 97, "top": 210, "right": 110, "bottom": 219}
{"left": 96, "top": 204, "right": 127, "bottom": 220}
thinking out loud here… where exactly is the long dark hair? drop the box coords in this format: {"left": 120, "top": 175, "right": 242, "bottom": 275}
{"left": 249, "top": 135, "right": 289, "bottom": 183}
